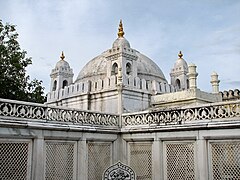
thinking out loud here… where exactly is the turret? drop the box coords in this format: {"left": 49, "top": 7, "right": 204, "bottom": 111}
{"left": 50, "top": 51, "right": 74, "bottom": 91}
{"left": 170, "top": 51, "right": 189, "bottom": 91}
{"left": 211, "top": 72, "right": 220, "bottom": 93}
{"left": 188, "top": 63, "right": 198, "bottom": 89}
{"left": 106, "top": 20, "right": 138, "bottom": 85}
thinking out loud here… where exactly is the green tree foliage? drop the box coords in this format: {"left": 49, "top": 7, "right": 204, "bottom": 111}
{"left": 0, "top": 20, "right": 45, "bottom": 103}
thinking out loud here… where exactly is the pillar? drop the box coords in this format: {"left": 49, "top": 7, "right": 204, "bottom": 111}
{"left": 210, "top": 72, "right": 220, "bottom": 94}
{"left": 188, "top": 63, "right": 198, "bottom": 89}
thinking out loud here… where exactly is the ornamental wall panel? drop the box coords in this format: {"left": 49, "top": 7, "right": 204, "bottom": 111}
{"left": 0, "top": 139, "right": 32, "bottom": 180}
{"left": 164, "top": 141, "right": 196, "bottom": 180}
{"left": 44, "top": 140, "right": 77, "bottom": 180}
{"left": 128, "top": 142, "right": 153, "bottom": 180}
{"left": 87, "top": 142, "right": 112, "bottom": 180}
{"left": 209, "top": 140, "right": 240, "bottom": 180}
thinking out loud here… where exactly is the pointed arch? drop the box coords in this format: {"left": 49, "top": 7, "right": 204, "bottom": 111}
{"left": 52, "top": 80, "right": 57, "bottom": 91}
{"left": 186, "top": 79, "right": 189, "bottom": 89}
{"left": 126, "top": 62, "right": 132, "bottom": 75}
{"left": 176, "top": 79, "right": 181, "bottom": 90}
{"left": 111, "top": 63, "right": 118, "bottom": 75}
{"left": 62, "top": 80, "right": 68, "bottom": 89}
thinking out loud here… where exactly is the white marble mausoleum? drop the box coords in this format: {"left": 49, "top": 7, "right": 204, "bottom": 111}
{"left": 47, "top": 20, "right": 223, "bottom": 114}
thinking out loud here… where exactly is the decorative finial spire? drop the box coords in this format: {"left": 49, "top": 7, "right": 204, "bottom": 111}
{"left": 118, "top": 19, "right": 125, "bottom": 38}
{"left": 60, "top": 51, "right": 65, "bottom": 61}
{"left": 178, "top": 51, "right": 183, "bottom": 58}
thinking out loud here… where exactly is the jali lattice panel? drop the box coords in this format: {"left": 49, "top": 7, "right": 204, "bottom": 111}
{"left": 164, "top": 141, "right": 196, "bottom": 180}
{"left": 45, "top": 141, "right": 77, "bottom": 180}
{"left": 0, "top": 139, "right": 32, "bottom": 180}
{"left": 209, "top": 141, "right": 240, "bottom": 179}
{"left": 87, "top": 142, "right": 111, "bottom": 180}
{"left": 129, "top": 142, "right": 152, "bottom": 180}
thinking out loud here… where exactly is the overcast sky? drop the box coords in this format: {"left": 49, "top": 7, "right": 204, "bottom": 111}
{"left": 1, "top": 0, "right": 240, "bottom": 93}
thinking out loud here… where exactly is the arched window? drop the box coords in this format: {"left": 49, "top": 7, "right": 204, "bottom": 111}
{"left": 95, "top": 82, "right": 97, "bottom": 90}
{"left": 62, "top": 80, "right": 68, "bottom": 89}
{"left": 52, "top": 80, "right": 57, "bottom": 91}
{"left": 126, "top": 62, "right": 132, "bottom": 75}
{"left": 82, "top": 83, "right": 85, "bottom": 91}
{"left": 111, "top": 63, "right": 118, "bottom": 75}
{"left": 186, "top": 79, "right": 189, "bottom": 89}
{"left": 176, "top": 79, "right": 181, "bottom": 90}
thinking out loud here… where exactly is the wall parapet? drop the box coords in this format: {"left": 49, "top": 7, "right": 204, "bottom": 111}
{"left": 221, "top": 89, "right": 240, "bottom": 101}
{"left": 0, "top": 98, "right": 119, "bottom": 128}
{"left": 122, "top": 100, "right": 240, "bottom": 127}
{"left": 1, "top": 98, "right": 240, "bottom": 130}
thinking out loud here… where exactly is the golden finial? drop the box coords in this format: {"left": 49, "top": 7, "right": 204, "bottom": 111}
{"left": 60, "top": 51, "right": 65, "bottom": 60}
{"left": 118, "top": 19, "right": 125, "bottom": 38}
{"left": 178, "top": 51, "right": 183, "bottom": 58}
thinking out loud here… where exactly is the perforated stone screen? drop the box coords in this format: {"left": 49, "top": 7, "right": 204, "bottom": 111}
{"left": 45, "top": 141, "right": 76, "bottom": 180}
{"left": 209, "top": 141, "right": 240, "bottom": 179}
{"left": 88, "top": 142, "right": 111, "bottom": 180}
{"left": 129, "top": 142, "right": 152, "bottom": 180}
{"left": 0, "top": 140, "right": 31, "bottom": 180}
{"left": 165, "top": 142, "right": 196, "bottom": 180}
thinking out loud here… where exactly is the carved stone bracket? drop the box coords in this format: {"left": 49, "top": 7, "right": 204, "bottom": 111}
{"left": 102, "top": 161, "right": 136, "bottom": 180}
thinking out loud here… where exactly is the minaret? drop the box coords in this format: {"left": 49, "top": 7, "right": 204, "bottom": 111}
{"left": 50, "top": 51, "right": 74, "bottom": 91}
{"left": 188, "top": 63, "right": 198, "bottom": 89}
{"left": 170, "top": 51, "right": 189, "bottom": 91}
{"left": 211, "top": 72, "right": 220, "bottom": 93}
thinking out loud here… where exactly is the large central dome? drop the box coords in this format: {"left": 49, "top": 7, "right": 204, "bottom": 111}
{"left": 75, "top": 50, "right": 166, "bottom": 82}
{"left": 75, "top": 20, "right": 166, "bottom": 83}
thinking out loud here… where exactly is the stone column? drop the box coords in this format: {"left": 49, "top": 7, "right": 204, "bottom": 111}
{"left": 196, "top": 137, "right": 208, "bottom": 180}
{"left": 32, "top": 137, "right": 44, "bottom": 180}
{"left": 152, "top": 139, "right": 161, "bottom": 180}
{"left": 79, "top": 140, "right": 87, "bottom": 180}
{"left": 188, "top": 63, "right": 198, "bottom": 89}
{"left": 210, "top": 72, "right": 220, "bottom": 93}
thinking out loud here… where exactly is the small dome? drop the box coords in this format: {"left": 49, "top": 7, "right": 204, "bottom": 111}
{"left": 55, "top": 60, "right": 70, "bottom": 69}
{"left": 174, "top": 58, "right": 188, "bottom": 69}
{"left": 173, "top": 51, "right": 188, "bottom": 70}
{"left": 112, "top": 20, "right": 130, "bottom": 48}
{"left": 211, "top": 71, "right": 218, "bottom": 76}
{"left": 112, "top": 37, "right": 130, "bottom": 48}
{"left": 54, "top": 52, "right": 71, "bottom": 71}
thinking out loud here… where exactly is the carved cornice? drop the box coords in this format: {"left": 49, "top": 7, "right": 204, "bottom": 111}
{"left": 106, "top": 52, "right": 137, "bottom": 61}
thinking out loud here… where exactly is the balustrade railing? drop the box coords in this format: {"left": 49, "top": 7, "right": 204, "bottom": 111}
{"left": 1, "top": 98, "right": 240, "bottom": 128}
{"left": 122, "top": 100, "right": 240, "bottom": 126}
{"left": 0, "top": 98, "right": 119, "bottom": 127}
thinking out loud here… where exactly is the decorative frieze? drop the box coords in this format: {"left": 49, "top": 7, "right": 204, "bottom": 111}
{"left": 106, "top": 52, "right": 137, "bottom": 62}
{"left": 0, "top": 98, "right": 119, "bottom": 127}
{"left": 122, "top": 100, "right": 240, "bottom": 126}
{"left": 1, "top": 98, "right": 240, "bottom": 128}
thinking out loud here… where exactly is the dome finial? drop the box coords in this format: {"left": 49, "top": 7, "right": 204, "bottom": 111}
{"left": 178, "top": 51, "right": 183, "bottom": 58}
{"left": 60, "top": 51, "right": 65, "bottom": 61}
{"left": 118, "top": 19, "right": 125, "bottom": 38}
